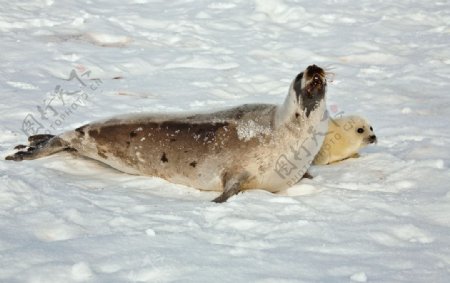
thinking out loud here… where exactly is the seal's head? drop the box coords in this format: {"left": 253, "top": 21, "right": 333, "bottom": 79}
{"left": 313, "top": 115, "right": 377, "bottom": 165}
{"left": 293, "top": 64, "right": 327, "bottom": 117}
{"left": 351, "top": 116, "right": 377, "bottom": 146}
{"left": 276, "top": 64, "right": 329, "bottom": 128}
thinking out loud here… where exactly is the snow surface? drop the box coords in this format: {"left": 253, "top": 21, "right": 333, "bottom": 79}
{"left": 1, "top": 0, "right": 450, "bottom": 282}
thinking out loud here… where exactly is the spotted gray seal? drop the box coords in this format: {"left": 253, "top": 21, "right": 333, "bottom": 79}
{"left": 6, "top": 65, "right": 329, "bottom": 202}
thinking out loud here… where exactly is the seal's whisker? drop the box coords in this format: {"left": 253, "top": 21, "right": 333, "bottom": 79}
{"left": 324, "top": 71, "right": 335, "bottom": 83}
{"left": 323, "top": 65, "right": 336, "bottom": 71}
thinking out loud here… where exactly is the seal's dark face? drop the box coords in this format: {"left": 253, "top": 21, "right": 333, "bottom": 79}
{"left": 293, "top": 65, "right": 327, "bottom": 117}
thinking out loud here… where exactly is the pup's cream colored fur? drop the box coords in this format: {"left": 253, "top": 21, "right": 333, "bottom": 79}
{"left": 313, "top": 115, "right": 376, "bottom": 165}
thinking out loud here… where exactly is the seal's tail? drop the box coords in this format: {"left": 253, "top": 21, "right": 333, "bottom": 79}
{"left": 5, "top": 134, "right": 73, "bottom": 161}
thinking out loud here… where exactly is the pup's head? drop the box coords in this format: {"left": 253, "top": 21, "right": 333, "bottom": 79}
{"left": 341, "top": 116, "right": 377, "bottom": 147}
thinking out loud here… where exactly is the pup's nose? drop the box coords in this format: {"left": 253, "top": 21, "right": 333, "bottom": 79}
{"left": 369, "top": 135, "right": 377, "bottom": 143}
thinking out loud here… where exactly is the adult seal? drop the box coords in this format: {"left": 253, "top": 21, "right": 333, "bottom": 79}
{"left": 6, "top": 65, "right": 329, "bottom": 202}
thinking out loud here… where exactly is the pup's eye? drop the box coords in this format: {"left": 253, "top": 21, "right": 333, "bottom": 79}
{"left": 370, "top": 126, "right": 373, "bottom": 131}
{"left": 357, "top": 128, "right": 364, "bottom": 134}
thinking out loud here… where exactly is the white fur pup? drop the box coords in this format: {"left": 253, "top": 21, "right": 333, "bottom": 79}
{"left": 313, "top": 115, "right": 376, "bottom": 165}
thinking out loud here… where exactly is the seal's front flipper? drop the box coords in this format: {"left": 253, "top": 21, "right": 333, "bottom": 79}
{"left": 212, "top": 173, "right": 248, "bottom": 203}
{"left": 350, "top": 153, "right": 361, "bottom": 159}
{"left": 5, "top": 135, "right": 71, "bottom": 161}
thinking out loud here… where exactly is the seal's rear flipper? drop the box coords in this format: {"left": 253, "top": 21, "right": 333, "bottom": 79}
{"left": 28, "top": 134, "right": 56, "bottom": 146}
{"left": 5, "top": 135, "right": 72, "bottom": 161}
{"left": 11, "top": 134, "right": 57, "bottom": 151}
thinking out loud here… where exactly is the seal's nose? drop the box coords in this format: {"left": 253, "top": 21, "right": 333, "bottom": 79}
{"left": 369, "top": 135, "right": 377, "bottom": 144}
{"left": 306, "top": 65, "right": 324, "bottom": 79}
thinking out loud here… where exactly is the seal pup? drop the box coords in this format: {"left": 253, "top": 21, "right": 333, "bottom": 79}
{"left": 313, "top": 115, "right": 376, "bottom": 165}
{"left": 6, "top": 65, "right": 329, "bottom": 202}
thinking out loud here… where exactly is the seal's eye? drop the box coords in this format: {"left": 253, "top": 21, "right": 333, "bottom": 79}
{"left": 370, "top": 126, "right": 373, "bottom": 131}
{"left": 357, "top": 128, "right": 364, "bottom": 134}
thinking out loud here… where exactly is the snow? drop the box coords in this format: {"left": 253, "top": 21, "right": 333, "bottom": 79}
{"left": 236, "top": 119, "right": 271, "bottom": 142}
{"left": 1, "top": 0, "right": 450, "bottom": 282}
